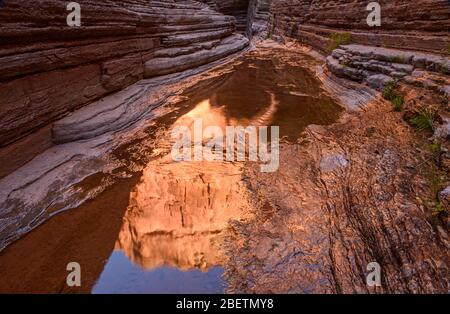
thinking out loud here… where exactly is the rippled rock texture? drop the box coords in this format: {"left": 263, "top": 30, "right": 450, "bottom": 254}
{"left": 224, "top": 97, "right": 450, "bottom": 294}
{"left": 0, "top": 0, "right": 249, "bottom": 178}
{"left": 198, "top": 0, "right": 250, "bottom": 33}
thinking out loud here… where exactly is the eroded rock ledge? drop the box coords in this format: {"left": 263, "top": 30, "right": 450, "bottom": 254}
{"left": 327, "top": 44, "right": 450, "bottom": 94}
{"left": 0, "top": 0, "right": 249, "bottom": 178}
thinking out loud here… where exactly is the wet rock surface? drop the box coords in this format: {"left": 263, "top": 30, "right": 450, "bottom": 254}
{"left": 224, "top": 98, "right": 450, "bottom": 293}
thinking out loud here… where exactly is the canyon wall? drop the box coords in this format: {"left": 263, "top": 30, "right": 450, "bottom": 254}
{"left": 247, "top": 0, "right": 271, "bottom": 39}
{"left": 270, "top": 0, "right": 450, "bottom": 54}
{"left": 1, "top": 0, "right": 448, "bottom": 179}
{"left": 198, "top": 0, "right": 251, "bottom": 32}
{"left": 0, "top": 0, "right": 249, "bottom": 178}
{"left": 173, "top": 0, "right": 271, "bottom": 38}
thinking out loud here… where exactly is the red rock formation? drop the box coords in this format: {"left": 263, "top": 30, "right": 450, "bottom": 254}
{"left": 270, "top": 0, "right": 450, "bottom": 54}
{"left": 197, "top": 0, "right": 270, "bottom": 38}
{"left": 0, "top": 0, "right": 249, "bottom": 178}
{"left": 198, "top": 0, "right": 251, "bottom": 32}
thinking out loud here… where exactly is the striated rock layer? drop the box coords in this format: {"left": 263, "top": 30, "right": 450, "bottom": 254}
{"left": 247, "top": 0, "right": 271, "bottom": 39}
{"left": 198, "top": 0, "right": 251, "bottom": 33}
{"left": 198, "top": 0, "right": 271, "bottom": 39}
{"left": 269, "top": 0, "right": 450, "bottom": 54}
{"left": 327, "top": 44, "right": 450, "bottom": 94}
{"left": 0, "top": 0, "right": 249, "bottom": 178}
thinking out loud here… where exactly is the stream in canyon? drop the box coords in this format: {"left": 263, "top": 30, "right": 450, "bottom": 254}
{"left": 0, "top": 48, "right": 343, "bottom": 293}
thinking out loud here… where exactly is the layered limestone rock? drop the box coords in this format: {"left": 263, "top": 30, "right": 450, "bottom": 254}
{"left": 197, "top": 0, "right": 271, "bottom": 38}
{"left": 144, "top": 34, "right": 248, "bottom": 77}
{"left": 247, "top": 0, "right": 271, "bottom": 39}
{"left": 0, "top": 0, "right": 249, "bottom": 178}
{"left": 270, "top": 0, "right": 450, "bottom": 54}
{"left": 327, "top": 44, "right": 450, "bottom": 93}
{"left": 198, "top": 0, "right": 251, "bottom": 32}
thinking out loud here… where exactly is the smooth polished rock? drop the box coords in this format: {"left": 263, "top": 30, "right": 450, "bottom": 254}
{"left": 0, "top": 0, "right": 251, "bottom": 178}
{"left": 144, "top": 35, "right": 249, "bottom": 77}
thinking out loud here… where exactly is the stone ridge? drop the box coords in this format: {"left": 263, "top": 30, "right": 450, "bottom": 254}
{"left": 0, "top": 0, "right": 249, "bottom": 178}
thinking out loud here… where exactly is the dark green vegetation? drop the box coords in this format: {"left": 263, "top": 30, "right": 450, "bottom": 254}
{"left": 383, "top": 80, "right": 448, "bottom": 221}
{"left": 408, "top": 108, "right": 435, "bottom": 132}
{"left": 382, "top": 80, "right": 404, "bottom": 112}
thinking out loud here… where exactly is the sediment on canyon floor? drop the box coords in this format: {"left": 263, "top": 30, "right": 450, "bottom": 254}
{"left": 0, "top": 0, "right": 449, "bottom": 293}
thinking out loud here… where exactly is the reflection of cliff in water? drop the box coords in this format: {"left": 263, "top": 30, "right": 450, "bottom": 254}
{"left": 115, "top": 94, "right": 253, "bottom": 271}
{"left": 162, "top": 50, "right": 342, "bottom": 142}
{"left": 97, "top": 48, "right": 343, "bottom": 290}
{"left": 115, "top": 159, "right": 244, "bottom": 271}
{"left": 114, "top": 85, "right": 261, "bottom": 272}
{"left": 113, "top": 50, "right": 343, "bottom": 272}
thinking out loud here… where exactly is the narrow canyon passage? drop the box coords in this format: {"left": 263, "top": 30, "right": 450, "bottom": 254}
{"left": 0, "top": 0, "right": 449, "bottom": 295}
{"left": 0, "top": 47, "right": 342, "bottom": 293}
